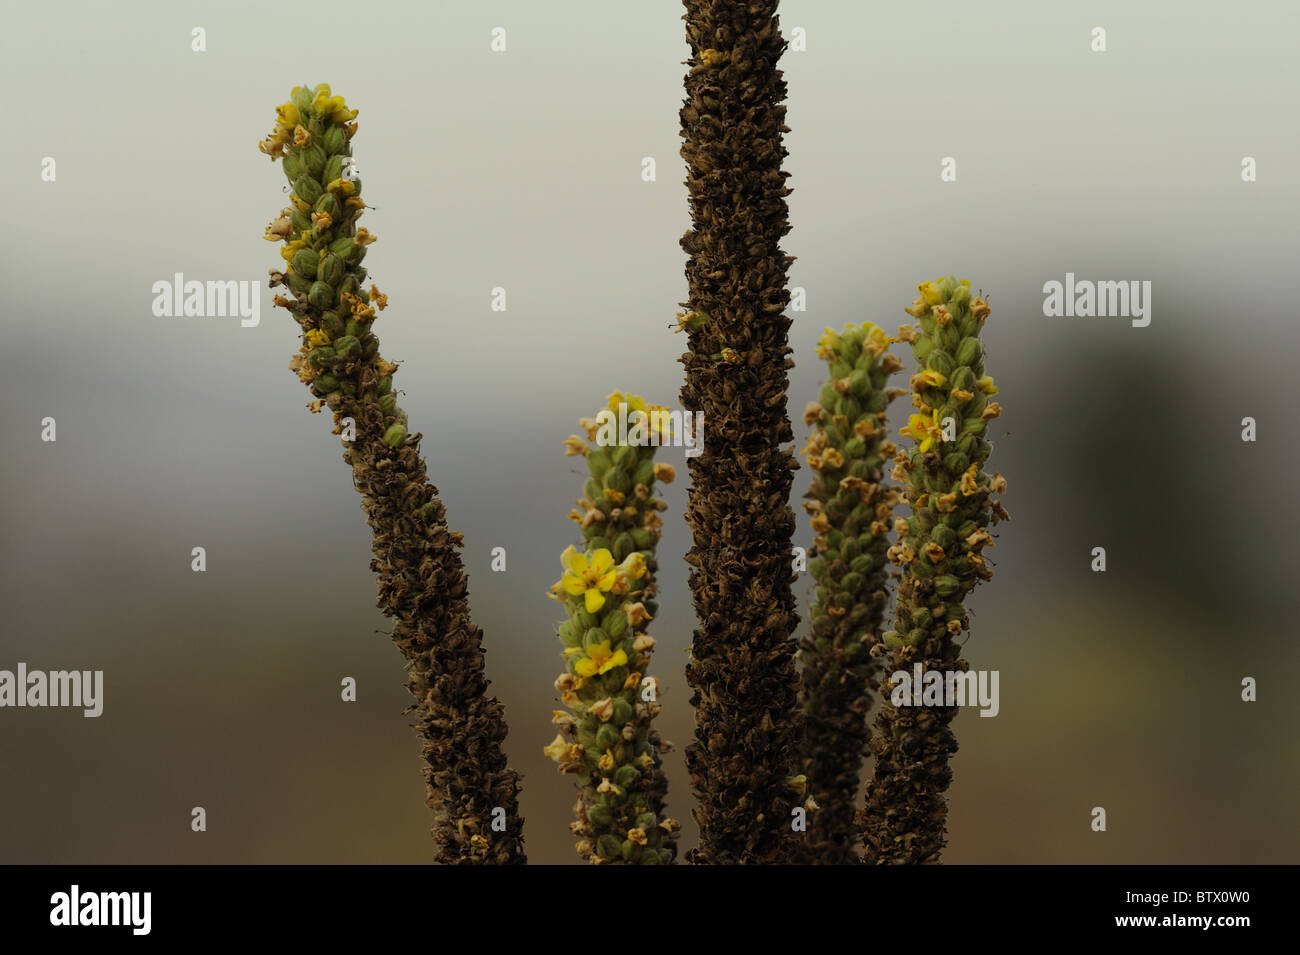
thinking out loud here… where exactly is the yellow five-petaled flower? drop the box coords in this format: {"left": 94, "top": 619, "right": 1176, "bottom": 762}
{"left": 574, "top": 640, "right": 628, "bottom": 678}
{"left": 901, "top": 408, "right": 945, "bottom": 453}
{"left": 556, "top": 546, "right": 617, "bottom": 613}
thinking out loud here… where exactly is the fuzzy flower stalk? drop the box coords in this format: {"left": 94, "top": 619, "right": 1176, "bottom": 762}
{"left": 859, "top": 277, "right": 1009, "bottom": 864}
{"left": 258, "top": 85, "right": 524, "bottom": 864}
{"left": 797, "top": 323, "right": 904, "bottom": 863}
{"left": 678, "top": 0, "right": 803, "bottom": 864}
{"left": 545, "top": 395, "right": 679, "bottom": 864}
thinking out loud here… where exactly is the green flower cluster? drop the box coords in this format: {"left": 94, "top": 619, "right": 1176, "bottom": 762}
{"left": 860, "top": 276, "right": 1008, "bottom": 865}
{"left": 544, "top": 395, "right": 678, "bottom": 864}
{"left": 797, "top": 322, "right": 903, "bottom": 863}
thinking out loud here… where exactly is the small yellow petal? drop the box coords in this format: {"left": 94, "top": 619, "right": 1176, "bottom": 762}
{"left": 599, "top": 649, "right": 629, "bottom": 675}
{"left": 589, "top": 549, "right": 614, "bottom": 575}
{"left": 584, "top": 589, "right": 606, "bottom": 614}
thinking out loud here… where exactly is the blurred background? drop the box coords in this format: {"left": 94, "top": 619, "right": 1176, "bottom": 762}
{"left": 1, "top": 0, "right": 1296, "bottom": 864}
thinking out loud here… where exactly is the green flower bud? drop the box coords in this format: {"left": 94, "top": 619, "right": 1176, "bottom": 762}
{"left": 282, "top": 151, "right": 305, "bottom": 182}
{"left": 307, "top": 346, "right": 335, "bottom": 369}
{"left": 603, "top": 468, "right": 631, "bottom": 495}
{"left": 323, "top": 154, "right": 344, "bottom": 187}
{"left": 934, "top": 575, "right": 961, "bottom": 597}
{"left": 613, "top": 533, "right": 635, "bottom": 561}
{"left": 330, "top": 335, "right": 361, "bottom": 361}
{"left": 603, "top": 610, "right": 628, "bottom": 640}
{"left": 329, "top": 236, "right": 360, "bottom": 265}
{"left": 596, "top": 835, "right": 622, "bottom": 860}
{"left": 379, "top": 393, "right": 397, "bottom": 415}
{"left": 942, "top": 451, "right": 970, "bottom": 473}
{"left": 291, "top": 248, "right": 320, "bottom": 278}
{"left": 287, "top": 270, "right": 313, "bottom": 296}
{"left": 613, "top": 445, "right": 638, "bottom": 469}
{"left": 558, "top": 621, "right": 582, "bottom": 649}
{"left": 583, "top": 627, "right": 610, "bottom": 652}
{"left": 290, "top": 207, "right": 312, "bottom": 232}
{"left": 308, "top": 280, "right": 335, "bottom": 309}
{"left": 319, "top": 311, "right": 345, "bottom": 339}
{"left": 587, "top": 447, "right": 612, "bottom": 480}
{"left": 314, "top": 193, "right": 340, "bottom": 220}
{"left": 294, "top": 175, "right": 322, "bottom": 205}
{"left": 955, "top": 337, "right": 982, "bottom": 368}
{"left": 376, "top": 375, "right": 393, "bottom": 396}
{"left": 848, "top": 554, "right": 874, "bottom": 575}
{"left": 301, "top": 144, "right": 326, "bottom": 179}
{"left": 631, "top": 528, "right": 653, "bottom": 550}
{"left": 927, "top": 350, "right": 954, "bottom": 376}
{"left": 322, "top": 125, "right": 348, "bottom": 156}
{"left": 383, "top": 423, "right": 406, "bottom": 448}
{"left": 587, "top": 804, "right": 613, "bottom": 827}
{"left": 596, "top": 724, "right": 620, "bottom": 751}
{"left": 312, "top": 373, "right": 339, "bottom": 394}
{"left": 316, "top": 252, "right": 344, "bottom": 286}
{"left": 614, "top": 765, "right": 640, "bottom": 788}
{"left": 632, "top": 459, "right": 655, "bottom": 487}
{"left": 612, "top": 699, "right": 633, "bottom": 725}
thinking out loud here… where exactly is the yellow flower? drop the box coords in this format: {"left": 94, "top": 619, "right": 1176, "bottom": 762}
{"left": 617, "top": 551, "right": 647, "bottom": 581}
{"left": 274, "top": 102, "right": 301, "bottom": 128}
{"left": 900, "top": 409, "right": 944, "bottom": 453}
{"left": 976, "top": 376, "right": 998, "bottom": 395}
{"left": 918, "top": 280, "right": 944, "bottom": 306}
{"left": 574, "top": 640, "right": 628, "bottom": 678}
{"left": 645, "top": 404, "right": 673, "bottom": 441}
{"left": 305, "top": 329, "right": 330, "bottom": 348}
{"left": 863, "top": 322, "right": 892, "bottom": 356}
{"left": 556, "top": 546, "right": 617, "bottom": 613}
{"left": 310, "top": 85, "right": 359, "bottom": 124}
{"left": 916, "top": 369, "right": 947, "bottom": 389}
{"left": 543, "top": 734, "right": 568, "bottom": 762}
{"left": 608, "top": 391, "right": 645, "bottom": 415}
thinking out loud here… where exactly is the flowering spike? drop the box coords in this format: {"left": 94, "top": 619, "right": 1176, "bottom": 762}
{"left": 547, "top": 398, "right": 677, "bottom": 865}
{"left": 797, "top": 321, "right": 902, "bottom": 863}
{"left": 860, "top": 278, "right": 1009, "bottom": 864}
